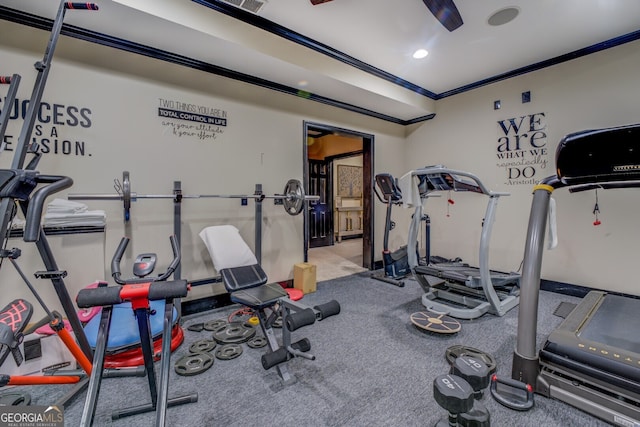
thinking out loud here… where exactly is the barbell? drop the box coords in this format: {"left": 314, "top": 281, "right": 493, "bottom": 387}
{"left": 68, "top": 171, "right": 319, "bottom": 221}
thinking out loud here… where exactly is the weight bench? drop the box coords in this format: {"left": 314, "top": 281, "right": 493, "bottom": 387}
{"left": 200, "top": 225, "right": 340, "bottom": 384}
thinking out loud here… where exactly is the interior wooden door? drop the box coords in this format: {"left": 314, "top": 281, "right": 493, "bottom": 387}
{"left": 308, "top": 159, "right": 332, "bottom": 248}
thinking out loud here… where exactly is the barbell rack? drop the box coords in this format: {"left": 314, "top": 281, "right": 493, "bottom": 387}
{"left": 68, "top": 172, "right": 317, "bottom": 281}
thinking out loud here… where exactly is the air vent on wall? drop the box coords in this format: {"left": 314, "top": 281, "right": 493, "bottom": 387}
{"left": 221, "top": 0, "right": 267, "bottom": 14}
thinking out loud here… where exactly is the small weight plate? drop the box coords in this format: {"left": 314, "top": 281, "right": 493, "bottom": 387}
{"left": 211, "top": 321, "right": 256, "bottom": 344}
{"left": 174, "top": 352, "right": 214, "bottom": 376}
{"left": 203, "top": 319, "right": 228, "bottom": 331}
{"left": 215, "top": 343, "right": 243, "bottom": 360}
{"left": 189, "top": 339, "right": 217, "bottom": 354}
{"left": 410, "top": 310, "right": 461, "bottom": 334}
{"left": 247, "top": 336, "right": 267, "bottom": 349}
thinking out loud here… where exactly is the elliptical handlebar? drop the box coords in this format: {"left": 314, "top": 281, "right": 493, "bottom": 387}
{"left": 23, "top": 174, "right": 73, "bottom": 242}
{"left": 161, "top": 234, "right": 181, "bottom": 281}
{"left": 111, "top": 237, "right": 130, "bottom": 285}
{"left": 111, "top": 235, "right": 180, "bottom": 285}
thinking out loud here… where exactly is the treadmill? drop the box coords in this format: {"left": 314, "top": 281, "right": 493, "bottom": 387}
{"left": 401, "top": 166, "right": 520, "bottom": 319}
{"left": 511, "top": 123, "right": 640, "bottom": 426}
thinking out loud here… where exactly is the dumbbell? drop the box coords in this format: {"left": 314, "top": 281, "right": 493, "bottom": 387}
{"left": 450, "top": 355, "right": 491, "bottom": 427}
{"left": 433, "top": 374, "right": 474, "bottom": 427}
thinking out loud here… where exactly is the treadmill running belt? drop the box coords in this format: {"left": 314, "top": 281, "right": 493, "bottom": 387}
{"left": 417, "top": 264, "right": 477, "bottom": 282}
{"left": 580, "top": 294, "right": 640, "bottom": 354}
{"left": 542, "top": 293, "right": 640, "bottom": 386}
{"left": 415, "top": 264, "right": 518, "bottom": 289}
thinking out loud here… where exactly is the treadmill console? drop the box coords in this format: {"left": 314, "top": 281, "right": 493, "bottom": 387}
{"left": 424, "top": 174, "right": 452, "bottom": 191}
{"left": 556, "top": 123, "right": 640, "bottom": 186}
{"left": 417, "top": 172, "right": 483, "bottom": 194}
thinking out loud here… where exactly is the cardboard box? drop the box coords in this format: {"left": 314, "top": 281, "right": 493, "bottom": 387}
{"left": 2, "top": 332, "right": 76, "bottom": 380}
{"left": 294, "top": 263, "right": 317, "bottom": 294}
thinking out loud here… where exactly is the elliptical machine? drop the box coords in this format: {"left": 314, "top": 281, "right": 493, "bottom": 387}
{"left": 372, "top": 173, "right": 414, "bottom": 287}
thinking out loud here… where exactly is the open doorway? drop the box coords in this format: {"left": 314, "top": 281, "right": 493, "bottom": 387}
{"left": 302, "top": 121, "right": 374, "bottom": 281}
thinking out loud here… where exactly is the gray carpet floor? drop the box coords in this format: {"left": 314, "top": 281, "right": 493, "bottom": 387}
{"left": 13, "top": 273, "right": 613, "bottom": 426}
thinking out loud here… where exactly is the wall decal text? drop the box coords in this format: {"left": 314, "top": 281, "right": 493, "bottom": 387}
{"left": 158, "top": 98, "right": 227, "bottom": 141}
{"left": 496, "top": 112, "right": 550, "bottom": 186}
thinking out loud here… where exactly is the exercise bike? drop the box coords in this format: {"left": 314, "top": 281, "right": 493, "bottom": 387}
{"left": 77, "top": 235, "right": 196, "bottom": 425}
{"left": 81, "top": 238, "right": 185, "bottom": 368}
{"left": 372, "top": 173, "right": 418, "bottom": 287}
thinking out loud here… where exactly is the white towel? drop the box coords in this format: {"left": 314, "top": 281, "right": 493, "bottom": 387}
{"left": 10, "top": 218, "right": 25, "bottom": 229}
{"left": 46, "top": 198, "right": 88, "bottom": 214}
{"left": 43, "top": 211, "right": 106, "bottom": 227}
{"left": 398, "top": 171, "right": 420, "bottom": 208}
{"left": 199, "top": 225, "right": 258, "bottom": 270}
{"left": 547, "top": 197, "right": 558, "bottom": 250}
{"left": 42, "top": 198, "right": 105, "bottom": 227}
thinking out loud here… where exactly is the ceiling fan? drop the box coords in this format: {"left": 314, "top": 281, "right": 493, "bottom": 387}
{"left": 310, "top": 0, "right": 463, "bottom": 32}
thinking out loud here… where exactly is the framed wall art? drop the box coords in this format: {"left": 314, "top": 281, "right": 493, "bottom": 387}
{"left": 337, "top": 165, "right": 362, "bottom": 198}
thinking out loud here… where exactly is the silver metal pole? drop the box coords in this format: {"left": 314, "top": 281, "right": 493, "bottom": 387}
{"left": 515, "top": 187, "right": 552, "bottom": 359}
{"left": 478, "top": 194, "right": 501, "bottom": 314}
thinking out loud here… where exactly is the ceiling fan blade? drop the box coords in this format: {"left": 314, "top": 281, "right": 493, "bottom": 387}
{"left": 310, "top": 0, "right": 334, "bottom": 4}
{"left": 423, "top": 0, "right": 463, "bottom": 31}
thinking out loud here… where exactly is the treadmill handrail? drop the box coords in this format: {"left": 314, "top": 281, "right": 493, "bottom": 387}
{"left": 516, "top": 173, "right": 640, "bottom": 365}
{"left": 405, "top": 166, "right": 511, "bottom": 270}
{"left": 405, "top": 166, "right": 514, "bottom": 317}
{"left": 403, "top": 166, "right": 510, "bottom": 198}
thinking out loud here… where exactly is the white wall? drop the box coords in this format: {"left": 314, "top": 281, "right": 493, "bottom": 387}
{"left": 0, "top": 26, "right": 406, "bottom": 318}
{"left": 404, "top": 40, "right": 640, "bottom": 295}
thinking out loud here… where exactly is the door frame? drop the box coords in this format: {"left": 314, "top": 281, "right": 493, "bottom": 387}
{"left": 302, "top": 121, "right": 375, "bottom": 270}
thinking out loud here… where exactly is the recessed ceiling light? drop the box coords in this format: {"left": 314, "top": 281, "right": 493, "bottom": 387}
{"left": 413, "top": 49, "right": 429, "bottom": 59}
{"left": 488, "top": 7, "right": 520, "bottom": 26}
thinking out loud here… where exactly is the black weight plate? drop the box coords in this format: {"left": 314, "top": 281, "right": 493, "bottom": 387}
{"left": 215, "top": 343, "right": 243, "bottom": 360}
{"left": 0, "top": 392, "right": 31, "bottom": 406}
{"left": 410, "top": 310, "right": 461, "bottom": 334}
{"left": 187, "top": 323, "right": 204, "bottom": 332}
{"left": 203, "top": 319, "right": 228, "bottom": 331}
{"left": 445, "top": 345, "right": 497, "bottom": 375}
{"left": 211, "top": 321, "right": 256, "bottom": 344}
{"left": 247, "top": 336, "right": 267, "bottom": 349}
{"left": 174, "top": 352, "right": 214, "bottom": 376}
{"left": 272, "top": 316, "right": 282, "bottom": 329}
{"left": 189, "top": 339, "right": 217, "bottom": 354}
